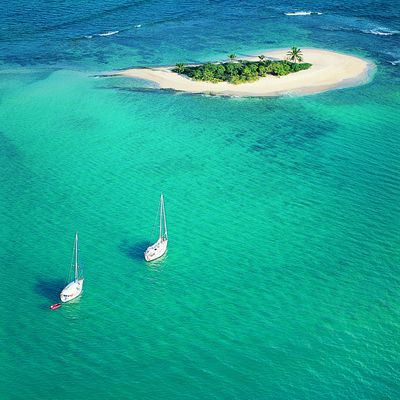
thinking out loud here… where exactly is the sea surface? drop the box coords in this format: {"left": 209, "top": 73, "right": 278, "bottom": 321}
{"left": 0, "top": 0, "right": 399, "bottom": 399}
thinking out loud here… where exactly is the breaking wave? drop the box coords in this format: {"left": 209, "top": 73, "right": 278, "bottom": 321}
{"left": 362, "top": 27, "right": 399, "bottom": 36}
{"left": 84, "top": 30, "right": 119, "bottom": 39}
{"left": 98, "top": 30, "right": 119, "bottom": 36}
{"left": 285, "top": 11, "right": 322, "bottom": 16}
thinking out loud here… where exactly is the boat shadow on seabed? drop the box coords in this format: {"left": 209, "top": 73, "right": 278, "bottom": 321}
{"left": 35, "top": 277, "right": 65, "bottom": 302}
{"left": 119, "top": 239, "right": 151, "bottom": 261}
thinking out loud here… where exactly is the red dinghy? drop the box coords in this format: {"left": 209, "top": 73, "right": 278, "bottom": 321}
{"left": 50, "top": 303, "right": 61, "bottom": 310}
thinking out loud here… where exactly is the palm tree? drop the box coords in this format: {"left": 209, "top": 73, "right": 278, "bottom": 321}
{"left": 258, "top": 55, "right": 265, "bottom": 61}
{"left": 228, "top": 54, "right": 237, "bottom": 62}
{"left": 175, "top": 63, "right": 185, "bottom": 73}
{"left": 286, "top": 47, "right": 303, "bottom": 63}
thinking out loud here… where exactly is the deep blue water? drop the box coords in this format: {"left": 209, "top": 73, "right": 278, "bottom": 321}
{"left": 1, "top": 0, "right": 399, "bottom": 68}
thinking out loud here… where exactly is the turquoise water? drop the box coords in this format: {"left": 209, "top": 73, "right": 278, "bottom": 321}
{"left": 1, "top": 1, "right": 399, "bottom": 399}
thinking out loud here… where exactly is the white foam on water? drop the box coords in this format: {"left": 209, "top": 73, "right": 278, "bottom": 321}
{"left": 285, "top": 11, "right": 322, "bottom": 16}
{"left": 364, "top": 28, "right": 399, "bottom": 36}
{"left": 84, "top": 30, "right": 120, "bottom": 39}
{"left": 98, "top": 30, "right": 119, "bottom": 37}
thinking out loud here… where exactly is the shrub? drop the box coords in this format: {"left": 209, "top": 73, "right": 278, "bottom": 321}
{"left": 258, "top": 65, "right": 267, "bottom": 76}
{"left": 176, "top": 58, "right": 312, "bottom": 83}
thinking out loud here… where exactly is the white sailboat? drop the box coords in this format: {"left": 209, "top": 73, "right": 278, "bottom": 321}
{"left": 144, "top": 194, "right": 168, "bottom": 261}
{"left": 60, "top": 232, "right": 84, "bottom": 302}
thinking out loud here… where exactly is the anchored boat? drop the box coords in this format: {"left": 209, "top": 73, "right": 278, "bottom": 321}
{"left": 144, "top": 194, "right": 168, "bottom": 261}
{"left": 60, "top": 232, "right": 84, "bottom": 302}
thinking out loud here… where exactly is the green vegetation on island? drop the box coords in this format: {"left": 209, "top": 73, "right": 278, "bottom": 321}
{"left": 173, "top": 47, "right": 311, "bottom": 84}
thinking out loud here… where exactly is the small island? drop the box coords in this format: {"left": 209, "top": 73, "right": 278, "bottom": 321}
{"left": 172, "top": 48, "right": 312, "bottom": 84}
{"left": 115, "top": 48, "right": 373, "bottom": 97}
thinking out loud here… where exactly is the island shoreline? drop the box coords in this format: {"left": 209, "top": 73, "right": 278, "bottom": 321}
{"left": 110, "top": 48, "right": 375, "bottom": 97}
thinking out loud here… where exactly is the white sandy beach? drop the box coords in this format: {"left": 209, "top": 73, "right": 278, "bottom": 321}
{"left": 116, "top": 48, "right": 373, "bottom": 97}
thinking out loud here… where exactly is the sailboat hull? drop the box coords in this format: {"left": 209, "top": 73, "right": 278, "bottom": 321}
{"left": 60, "top": 279, "right": 84, "bottom": 302}
{"left": 144, "top": 239, "right": 168, "bottom": 262}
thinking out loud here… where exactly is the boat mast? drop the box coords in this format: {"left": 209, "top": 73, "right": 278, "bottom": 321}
{"left": 159, "top": 194, "right": 163, "bottom": 239}
{"left": 74, "top": 232, "right": 79, "bottom": 281}
{"left": 163, "top": 195, "right": 167, "bottom": 240}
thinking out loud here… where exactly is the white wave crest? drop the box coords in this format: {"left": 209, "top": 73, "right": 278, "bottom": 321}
{"left": 364, "top": 28, "right": 399, "bottom": 36}
{"left": 98, "top": 30, "right": 119, "bottom": 37}
{"left": 84, "top": 30, "right": 120, "bottom": 39}
{"left": 134, "top": 24, "right": 142, "bottom": 28}
{"left": 285, "top": 11, "right": 322, "bottom": 16}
